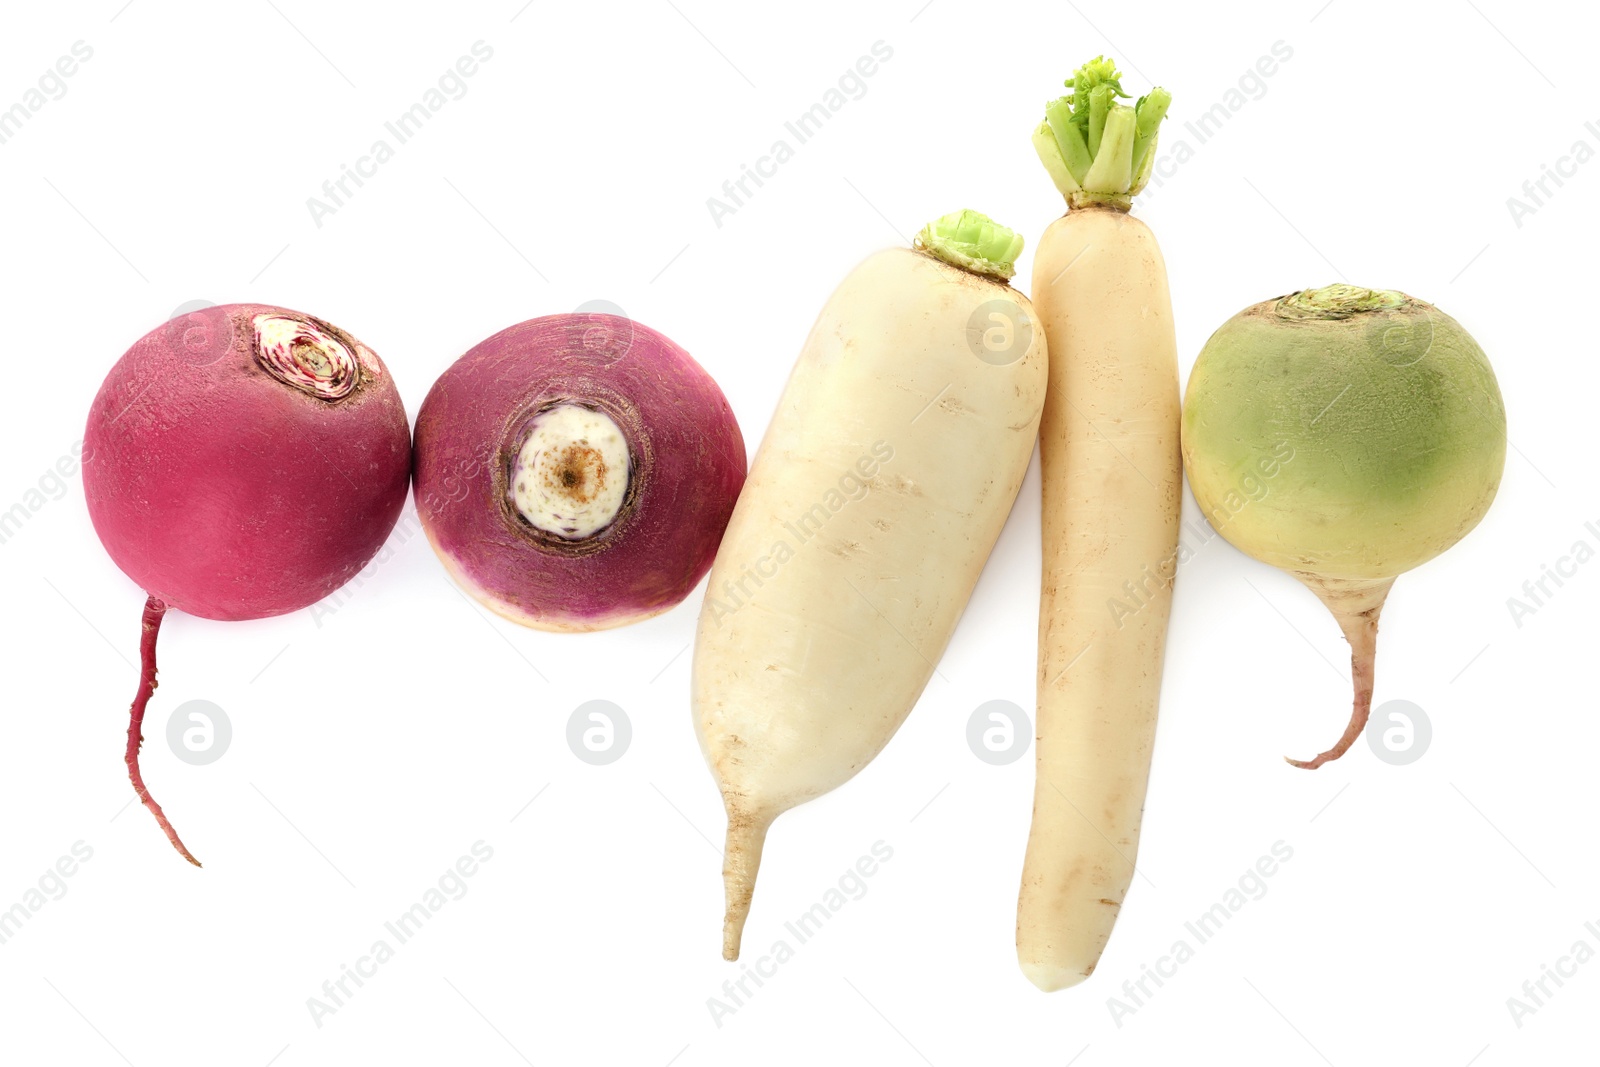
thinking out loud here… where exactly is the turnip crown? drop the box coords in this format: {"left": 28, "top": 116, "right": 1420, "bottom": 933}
{"left": 252, "top": 313, "right": 379, "bottom": 400}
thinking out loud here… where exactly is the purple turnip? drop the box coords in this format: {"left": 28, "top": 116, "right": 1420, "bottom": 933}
{"left": 413, "top": 314, "right": 745, "bottom": 631}
{"left": 84, "top": 303, "right": 412, "bottom": 864}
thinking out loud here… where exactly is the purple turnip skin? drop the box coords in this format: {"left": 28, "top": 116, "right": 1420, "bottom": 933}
{"left": 84, "top": 303, "right": 412, "bottom": 864}
{"left": 414, "top": 314, "right": 746, "bottom": 632}
{"left": 85, "top": 303, "right": 412, "bottom": 620}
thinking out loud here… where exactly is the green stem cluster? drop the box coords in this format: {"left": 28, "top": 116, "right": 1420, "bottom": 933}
{"left": 1033, "top": 56, "right": 1171, "bottom": 210}
{"left": 914, "top": 209, "right": 1024, "bottom": 281}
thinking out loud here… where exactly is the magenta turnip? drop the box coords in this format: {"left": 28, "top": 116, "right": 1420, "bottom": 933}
{"left": 85, "top": 304, "right": 412, "bottom": 864}
{"left": 413, "top": 314, "right": 745, "bottom": 631}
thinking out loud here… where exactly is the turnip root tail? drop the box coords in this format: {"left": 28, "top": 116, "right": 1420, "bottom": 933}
{"left": 720, "top": 807, "right": 773, "bottom": 961}
{"left": 124, "top": 596, "right": 202, "bottom": 867}
{"left": 1286, "top": 576, "right": 1394, "bottom": 771}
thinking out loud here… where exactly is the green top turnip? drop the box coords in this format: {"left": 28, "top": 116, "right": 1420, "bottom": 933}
{"left": 1181, "top": 283, "right": 1506, "bottom": 768}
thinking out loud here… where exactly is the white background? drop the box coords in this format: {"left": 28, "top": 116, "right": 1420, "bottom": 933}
{"left": 1, "top": 1, "right": 1595, "bottom": 1064}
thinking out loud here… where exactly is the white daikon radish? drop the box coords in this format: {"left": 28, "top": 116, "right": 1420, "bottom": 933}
{"left": 694, "top": 211, "right": 1048, "bottom": 959}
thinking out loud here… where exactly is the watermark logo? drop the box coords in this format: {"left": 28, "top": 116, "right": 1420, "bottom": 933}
{"left": 705, "top": 41, "right": 894, "bottom": 228}
{"left": 306, "top": 41, "right": 495, "bottom": 229}
{"left": 0, "top": 841, "right": 94, "bottom": 947}
{"left": 1106, "top": 840, "right": 1294, "bottom": 1028}
{"left": 572, "top": 299, "right": 632, "bottom": 364}
{"left": 1506, "top": 918, "right": 1600, "bottom": 1029}
{"left": 567, "top": 700, "right": 631, "bottom": 765}
{"left": 0, "top": 438, "right": 90, "bottom": 548}
{"left": 165, "top": 299, "right": 236, "bottom": 368}
{"left": 0, "top": 40, "right": 94, "bottom": 148}
{"left": 306, "top": 841, "right": 494, "bottom": 1028}
{"left": 967, "top": 700, "right": 1031, "bottom": 765}
{"left": 166, "top": 699, "right": 232, "bottom": 766}
{"left": 1366, "top": 699, "right": 1430, "bottom": 765}
{"left": 1365, "top": 305, "right": 1434, "bottom": 368}
{"left": 1190, "top": 440, "right": 1296, "bottom": 544}
{"left": 707, "top": 840, "right": 894, "bottom": 1027}
{"left": 312, "top": 510, "right": 424, "bottom": 628}
{"left": 1505, "top": 519, "right": 1599, "bottom": 629}
{"left": 704, "top": 442, "right": 896, "bottom": 627}
{"left": 1506, "top": 119, "right": 1600, "bottom": 229}
{"left": 966, "top": 300, "right": 1033, "bottom": 366}
{"left": 1140, "top": 40, "right": 1294, "bottom": 202}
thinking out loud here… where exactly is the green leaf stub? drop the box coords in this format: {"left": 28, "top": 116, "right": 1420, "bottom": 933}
{"left": 914, "top": 209, "right": 1024, "bottom": 281}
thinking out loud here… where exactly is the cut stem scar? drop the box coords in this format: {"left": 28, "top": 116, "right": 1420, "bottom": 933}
{"left": 125, "top": 595, "right": 202, "bottom": 866}
{"left": 511, "top": 404, "right": 630, "bottom": 539}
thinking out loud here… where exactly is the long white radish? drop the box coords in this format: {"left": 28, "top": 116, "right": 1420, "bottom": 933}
{"left": 693, "top": 211, "right": 1048, "bottom": 960}
{"left": 1017, "top": 58, "right": 1181, "bottom": 991}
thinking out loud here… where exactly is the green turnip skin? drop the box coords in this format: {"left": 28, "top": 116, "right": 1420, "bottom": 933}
{"left": 1181, "top": 284, "right": 1505, "bottom": 768}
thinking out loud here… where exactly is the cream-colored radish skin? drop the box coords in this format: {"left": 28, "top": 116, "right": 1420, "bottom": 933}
{"left": 693, "top": 213, "right": 1046, "bottom": 960}
{"left": 1020, "top": 208, "right": 1180, "bottom": 990}
{"left": 1019, "top": 58, "right": 1181, "bottom": 992}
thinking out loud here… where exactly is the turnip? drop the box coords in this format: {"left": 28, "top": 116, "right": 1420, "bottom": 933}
{"left": 84, "top": 304, "right": 412, "bottom": 864}
{"left": 1182, "top": 283, "right": 1506, "bottom": 767}
{"left": 412, "top": 314, "right": 745, "bottom": 632}
{"left": 693, "top": 210, "right": 1047, "bottom": 959}
{"left": 1018, "top": 56, "right": 1181, "bottom": 991}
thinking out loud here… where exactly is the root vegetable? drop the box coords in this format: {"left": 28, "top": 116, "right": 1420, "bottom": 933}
{"left": 413, "top": 314, "right": 746, "bottom": 632}
{"left": 1018, "top": 57, "right": 1181, "bottom": 991}
{"left": 1182, "top": 284, "right": 1506, "bottom": 768}
{"left": 84, "top": 304, "right": 412, "bottom": 864}
{"left": 693, "top": 210, "right": 1047, "bottom": 959}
